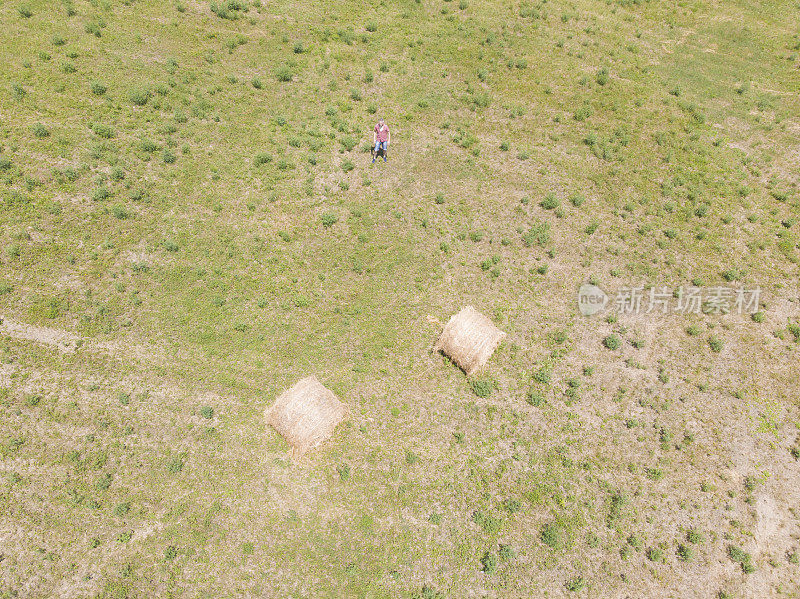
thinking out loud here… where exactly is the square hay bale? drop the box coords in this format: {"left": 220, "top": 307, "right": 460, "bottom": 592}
{"left": 433, "top": 306, "right": 506, "bottom": 376}
{"left": 265, "top": 375, "right": 347, "bottom": 456}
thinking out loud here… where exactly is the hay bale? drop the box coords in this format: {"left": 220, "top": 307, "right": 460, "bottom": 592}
{"left": 433, "top": 306, "right": 506, "bottom": 376}
{"left": 265, "top": 375, "right": 347, "bottom": 456}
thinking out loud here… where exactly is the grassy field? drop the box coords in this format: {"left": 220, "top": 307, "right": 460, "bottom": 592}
{"left": 1, "top": 0, "right": 799, "bottom": 596}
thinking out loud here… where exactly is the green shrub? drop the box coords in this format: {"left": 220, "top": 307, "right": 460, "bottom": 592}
{"left": 210, "top": 0, "right": 248, "bottom": 19}
{"left": 646, "top": 547, "right": 665, "bottom": 563}
{"left": 687, "top": 529, "right": 704, "bottom": 544}
{"left": 140, "top": 139, "right": 159, "bottom": 153}
{"left": 728, "top": 545, "right": 755, "bottom": 573}
{"left": 469, "top": 91, "right": 491, "bottom": 109}
{"left": 117, "top": 531, "right": 133, "bottom": 542}
{"left": 111, "top": 204, "right": 129, "bottom": 219}
{"left": 526, "top": 389, "right": 544, "bottom": 406}
{"left": 469, "top": 377, "right": 496, "bottom": 398}
{"left": 603, "top": 335, "right": 621, "bottom": 350}
{"left": 574, "top": 105, "right": 592, "bottom": 121}
{"left": 540, "top": 521, "right": 566, "bottom": 549}
{"left": 596, "top": 67, "right": 610, "bottom": 85}
{"left": 252, "top": 77, "right": 263, "bottom": 89}
{"left": 607, "top": 492, "right": 626, "bottom": 529}
{"left": 339, "top": 135, "right": 357, "bottom": 151}
{"left": 92, "top": 186, "right": 111, "bottom": 201}
{"left": 275, "top": 64, "right": 293, "bottom": 82}
{"left": 569, "top": 193, "right": 585, "bottom": 207}
{"left": 479, "top": 551, "right": 497, "bottom": 574}
{"left": 522, "top": 221, "right": 550, "bottom": 247}
{"left": 90, "top": 80, "right": 107, "bottom": 95}
{"left": 533, "top": 365, "right": 551, "bottom": 384}
{"left": 167, "top": 457, "right": 184, "bottom": 474}
{"left": 91, "top": 123, "right": 115, "bottom": 138}
{"left": 472, "top": 509, "right": 502, "bottom": 533}
{"left": 677, "top": 544, "right": 693, "bottom": 561}
{"left": 321, "top": 212, "right": 338, "bottom": 228}
{"left": 253, "top": 152, "right": 272, "bottom": 166}
{"left": 721, "top": 268, "right": 744, "bottom": 282}
{"left": 565, "top": 576, "right": 585, "bottom": 592}
{"left": 539, "top": 192, "right": 561, "bottom": 210}
{"left": 411, "top": 586, "right": 445, "bottom": 599}
{"left": 708, "top": 337, "right": 723, "bottom": 353}
{"left": 502, "top": 499, "right": 521, "bottom": 514}
{"left": 200, "top": 406, "right": 214, "bottom": 419}
{"left": 128, "top": 88, "right": 151, "bottom": 106}
{"left": 85, "top": 21, "right": 104, "bottom": 36}
{"left": 645, "top": 467, "right": 663, "bottom": 480}
{"left": 498, "top": 544, "right": 514, "bottom": 561}
{"left": 33, "top": 123, "right": 50, "bottom": 139}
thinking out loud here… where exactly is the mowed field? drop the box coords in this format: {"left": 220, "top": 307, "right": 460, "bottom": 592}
{"left": 0, "top": 0, "right": 799, "bottom": 596}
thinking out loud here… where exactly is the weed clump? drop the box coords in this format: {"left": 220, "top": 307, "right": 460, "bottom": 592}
{"left": 128, "top": 88, "right": 151, "bottom": 106}
{"left": 565, "top": 576, "right": 585, "bottom": 592}
{"left": 411, "top": 587, "right": 445, "bottom": 599}
{"left": 469, "top": 377, "right": 496, "bottom": 398}
{"left": 473, "top": 509, "right": 502, "bottom": 534}
{"left": 479, "top": 551, "right": 497, "bottom": 573}
{"left": 728, "top": 545, "right": 755, "bottom": 573}
{"left": 253, "top": 152, "right": 272, "bottom": 166}
{"left": 522, "top": 221, "right": 550, "bottom": 247}
{"left": 275, "top": 64, "right": 293, "bottom": 82}
{"left": 540, "top": 521, "right": 567, "bottom": 549}
{"left": 211, "top": 0, "right": 248, "bottom": 19}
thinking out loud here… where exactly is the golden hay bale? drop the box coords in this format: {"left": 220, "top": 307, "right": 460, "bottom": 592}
{"left": 433, "top": 306, "right": 506, "bottom": 376}
{"left": 265, "top": 375, "right": 347, "bottom": 456}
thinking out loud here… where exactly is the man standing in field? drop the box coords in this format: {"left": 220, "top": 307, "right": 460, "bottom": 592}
{"left": 373, "top": 118, "right": 390, "bottom": 163}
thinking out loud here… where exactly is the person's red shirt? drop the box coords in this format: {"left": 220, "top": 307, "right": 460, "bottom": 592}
{"left": 374, "top": 122, "right": 390, "bottom": 142}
